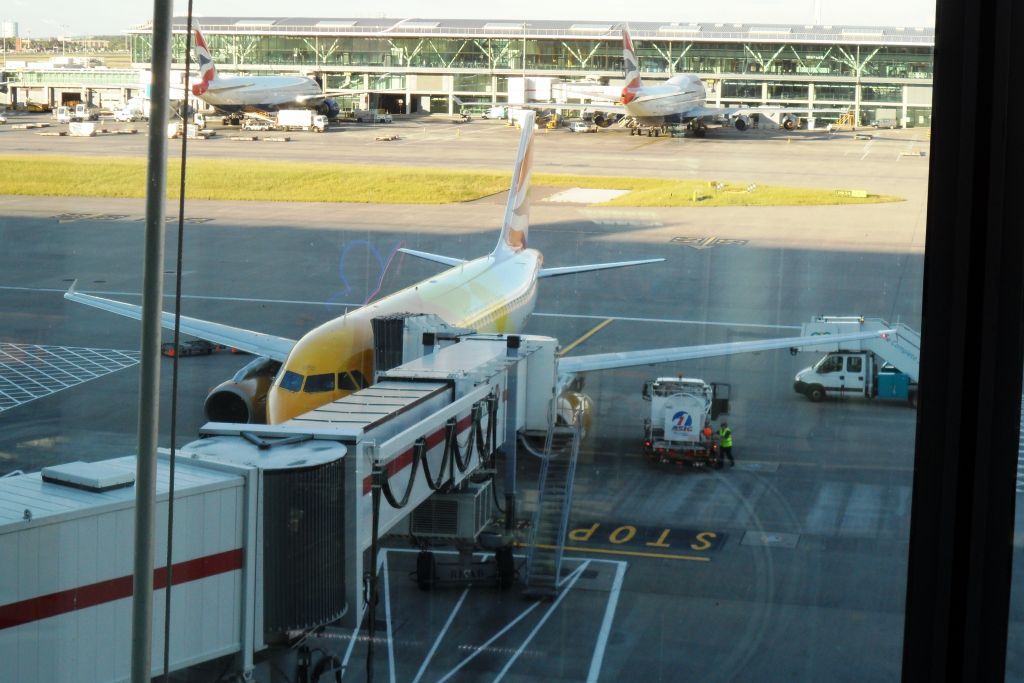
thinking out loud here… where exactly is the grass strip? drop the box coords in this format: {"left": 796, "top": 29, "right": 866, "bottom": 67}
{"left": 0, "top": 155, "right": 901, "bottom": 207}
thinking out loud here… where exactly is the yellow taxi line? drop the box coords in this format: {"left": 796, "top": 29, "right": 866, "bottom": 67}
{"left": 558, "top": 317, "right": 614, "bottom": 356}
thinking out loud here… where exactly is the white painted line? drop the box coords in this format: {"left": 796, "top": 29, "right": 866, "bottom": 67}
{"left": 860, "top": 141, "right": 874, "bottom": 161}
{"left": 587, "top": 560, "right": 627, "bottom": 683}
{"left": 384, "top": 553, "right": 396, "bottom": 683}
{"left": 493, "top": 561, "right": 592, "bottom": 682}
{"left": 410, "top": 587, "right": 470, "bottom": 683}
{"left": 533, "top": 311, "right": 802, "bottom": 330}
{"left": 433, "top": 602, "right": 542, "bottom": 683}
{"left": 339, "top": 621, "right": 362, "bottom": 675}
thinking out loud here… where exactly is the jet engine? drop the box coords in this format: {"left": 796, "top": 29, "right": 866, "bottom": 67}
{"left": 555, "top": 374, "right": 594, "bottom": 437}
{"left": 734, "top": 115, "right": 751, "bottom": 131}
{"left": 204, "top": 356, "right": 281, "bottom": 424}
{"left": 780, "top": 113, "right": 798, "bottom": 130}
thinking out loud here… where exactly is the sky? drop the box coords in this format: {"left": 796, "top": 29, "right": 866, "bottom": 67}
{"left": 6, "top": 0, "right": 936, "bottom": 39}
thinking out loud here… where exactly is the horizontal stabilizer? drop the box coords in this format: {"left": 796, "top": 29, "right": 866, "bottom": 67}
{"left": 539, "top": 257, "right": 664, "bottom": 278}
{"left": 397, "top": 248, "right": 467, "bottom": 268}
{"left": 64, "top": 281, "right": 296, "bottom": 362}
{"left": 559, "top": 329, "right": 896, "bottom": 375}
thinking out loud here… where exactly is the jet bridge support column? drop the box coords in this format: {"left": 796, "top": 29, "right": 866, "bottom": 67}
{"left": 504, "top": 335, "right": 520, "bottom": 531}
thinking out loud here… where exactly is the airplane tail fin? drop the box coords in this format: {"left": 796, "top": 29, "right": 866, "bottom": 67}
{"left": 492, "top": 110, "right": 535, "bottom": 257}
{"left": 192, "top": 24, "right": 217, "bottom": 96}
{"left": 621, "top": 25, "right": 642, "bottom": 104}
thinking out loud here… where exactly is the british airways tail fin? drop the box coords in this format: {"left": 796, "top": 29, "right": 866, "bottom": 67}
{"left": 621, "top": 26, "right": 642, "bottom": 104}
{"left": 192, "top": 25, "right": 217, "bottom": 97}
{"left": 492, "top": 110, "right": 535, "bottom": 257}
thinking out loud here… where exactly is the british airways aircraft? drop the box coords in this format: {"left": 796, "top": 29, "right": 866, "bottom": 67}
{"left": 537, "top": 27, "right": 815, "bottom": 136}
{"left": 190, "top": 25, "right": 334, "bottom": 119}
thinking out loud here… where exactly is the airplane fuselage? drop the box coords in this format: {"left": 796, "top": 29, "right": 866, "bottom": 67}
{"left": 199, "top": 75, "right": 324, "bottom": 113}
{"left": 266, "top": 250, "right": 543, "bottom": 423}
{"left": 625, "top": 75, "right": 707, "bottom": 123}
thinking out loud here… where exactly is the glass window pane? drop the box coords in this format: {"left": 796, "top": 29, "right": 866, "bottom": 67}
{"left": 304, "top": 373, "right": 335, "bottom": 393}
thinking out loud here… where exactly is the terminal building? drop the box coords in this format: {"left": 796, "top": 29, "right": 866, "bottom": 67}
{"left": 6, "top": 17, "right": 934, "bottom": 127}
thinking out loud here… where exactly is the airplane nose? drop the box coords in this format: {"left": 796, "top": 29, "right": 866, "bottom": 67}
{"left": 266, "top": 385, "right": 318, "bottom": 424}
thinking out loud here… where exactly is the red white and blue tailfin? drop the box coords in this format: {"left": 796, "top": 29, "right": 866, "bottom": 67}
{"left": 492, "top": 110, "right": 535, "bottom": 258}
{"left": 192, "top": 25, "right": 217, "bottom": 97}
{"left": 621, "top": 26, "right": 643, "bottom": 104}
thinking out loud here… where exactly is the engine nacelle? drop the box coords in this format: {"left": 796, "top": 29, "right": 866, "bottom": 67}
{"left": 204, "top": 356, "right": 281, "bottom": 424}
{"left": 734, "top": 115, "right": 750, "bottom": 131}
{"left": 780, "top": 113, "right": 798, "bottom": 131}
{"left": 556, "top": 390, "right": 594, "bottom": 438}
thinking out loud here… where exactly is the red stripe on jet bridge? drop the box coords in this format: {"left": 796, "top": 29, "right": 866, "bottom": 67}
{"left": 362, "top": 415, "right": 474, "bottom": 495}
{"left": 0, "top": 548, "right": 243, "bottom": 630}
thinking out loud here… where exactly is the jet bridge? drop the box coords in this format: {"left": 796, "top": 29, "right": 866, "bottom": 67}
{"left": 0, "top": 326, "right": 558, "bottom": 682}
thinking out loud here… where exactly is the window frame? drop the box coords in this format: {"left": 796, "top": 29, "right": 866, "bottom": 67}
{"left": 902, "top": 0, "right": 1024, "bottom": 678}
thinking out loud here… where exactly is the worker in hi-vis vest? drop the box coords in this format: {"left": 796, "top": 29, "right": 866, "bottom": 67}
{"left": 718, "top": 422, "right": 734, "bottom": 467}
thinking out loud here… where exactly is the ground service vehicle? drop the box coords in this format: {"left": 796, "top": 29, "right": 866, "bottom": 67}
{"left": 53, "top": 106, "right": 73, "bottom": 124}
{"left": 353, "top": 108, "right": 392, "bottom": 123}
{"left": 275, "top": 109, "right": 328, "bottom": 132}
{"left": 792, "top": 316, "right": 920, "bottom": 405}
{"left": 568, "top": 120, "right": 598, "bottom": 133}
{"left": 74, "top": 103, "right": 100, "bottom": 121}
{"left": 794, "top": 352, "right": 917, "bottom": 405}
{"left": 482, "top": 106, "right": 507, "bottom": 119}
{"left": 642, "top": 377, "right": 730, "bottom": 468}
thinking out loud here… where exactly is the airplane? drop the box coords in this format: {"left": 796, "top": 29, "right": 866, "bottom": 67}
{"left": 65, "top": 111, "right": 891, "bottom": 428}
{"left": 190, "top": 25, "right": 338, "bottom": 121}
{"left": 531, "top": 27, "right": 826, "bottom": 137}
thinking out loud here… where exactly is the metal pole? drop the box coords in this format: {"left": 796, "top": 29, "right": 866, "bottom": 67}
{"left": 129, "top": 0, "right": 172, "bottom": 680}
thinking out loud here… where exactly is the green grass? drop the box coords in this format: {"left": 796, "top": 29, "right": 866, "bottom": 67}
{"left": 0, "top": 155, "right": 901, "bottom": 206}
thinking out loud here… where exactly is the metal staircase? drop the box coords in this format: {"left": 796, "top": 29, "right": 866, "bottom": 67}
{"left": 524, "top": 419, "right": 582, "bottom": 598}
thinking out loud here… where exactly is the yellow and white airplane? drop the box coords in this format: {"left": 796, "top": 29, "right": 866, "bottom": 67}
{"left": 65, "top": 111, "right": 891, "bottom": 426}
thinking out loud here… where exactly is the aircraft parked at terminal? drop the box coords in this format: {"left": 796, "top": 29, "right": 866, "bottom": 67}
{"left": 536, "top": 27, "right": 820, "bottom": 136}
{"left": 190, "top": 25, "right": 338, "bottom": 121}
{"left": 66, "top": 112, "right": 888, "bottom": 428}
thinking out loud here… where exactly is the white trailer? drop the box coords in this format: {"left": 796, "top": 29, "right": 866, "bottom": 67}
{"left": 275, "top": 109, "right": 328, "bottom": 132}
{"left": 641, "top": 377, "right": 730, "bottom": 467}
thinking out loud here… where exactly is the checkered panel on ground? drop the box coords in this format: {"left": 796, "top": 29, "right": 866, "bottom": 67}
{"left": 0, "top": 343, "right": 140, "bottom": 412}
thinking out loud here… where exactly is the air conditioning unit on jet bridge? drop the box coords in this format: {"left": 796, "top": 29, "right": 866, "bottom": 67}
{"left": 402, "top": 480, "right": 493, "bottom": 540}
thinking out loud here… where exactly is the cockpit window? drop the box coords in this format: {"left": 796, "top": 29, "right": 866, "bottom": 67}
{"left": 280, "top": 370, "right": 304, "bottom": 392}
{"left": 339, "top": 370, "right": 370, "bottom": 391}
{"left": 304, "top": 373, "right": 336, "bottom": 393}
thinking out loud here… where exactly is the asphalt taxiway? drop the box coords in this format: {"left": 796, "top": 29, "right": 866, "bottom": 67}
{"left": 0, "top": 122, "right": 928, "bottom": 681}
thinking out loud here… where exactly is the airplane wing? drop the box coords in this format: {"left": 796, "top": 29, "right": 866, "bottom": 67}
{"left": 64, "top": 282, "right": 297, "bottom": 362}
{"left": 518, "top": 102, "right": 629, "bottom": 115}
{"left": 539, "top": 258, "right": 664, "bottom": 278}
{"left": 398, "top": 248, "right": 466, "bottom": 267}
{"left": 558, "top": 329, "right": 894, "bottom": 375}
{"left": 399, "top": 248, "right": 664, "bottom": 277}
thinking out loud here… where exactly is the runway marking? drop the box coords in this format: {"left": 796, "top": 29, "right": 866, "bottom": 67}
{"left": 587, "top": 560, "right": 626, "bottom": 683}
{"left": 860, "top": 140, "right": 874, "bottom": 161}
{"left": 533, "top": 311, "right": 802, "bottom": 330}
{"left": 491, "top": 560, "right": 591, "bottom": 682}
{"left": 0, "top": 343, "right": 139, "bottom": 412}
{"left": 529, "top": 542, "right": 710, "bottom": 562}
{"left": 559, "top": 318, "right": 613, "bottom": 356}
{"left": 410, "top": 587, "right": 469, "bottom": 683}
{"left": 433, "top": 598, "right": 542, "bottom": 683}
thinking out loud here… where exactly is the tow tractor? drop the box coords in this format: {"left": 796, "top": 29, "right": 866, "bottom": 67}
{"left": 642, "top": 377, "right": 730, "bottom": 467}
